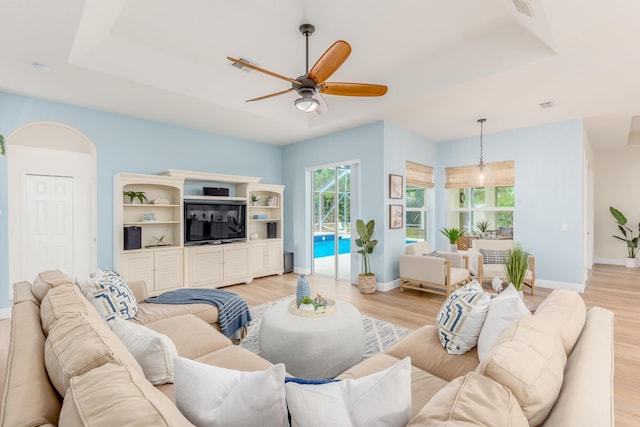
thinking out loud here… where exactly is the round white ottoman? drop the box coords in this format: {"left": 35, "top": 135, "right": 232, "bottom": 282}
{"left": 259, "top": 299, "right": 365, "bottom": 379}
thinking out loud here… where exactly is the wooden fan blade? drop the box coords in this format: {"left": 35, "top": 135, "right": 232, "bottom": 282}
{"left": 320, "top": 82, "right": 388, "bottom": 97}
{"left": 307, "top": 40, "right": 351, "bottom": 84}
{"left": 246, "top": 88, "right": 294, "bottom": 102}
{"left": 227, "top": 57, "right": 300, "bottom": 85}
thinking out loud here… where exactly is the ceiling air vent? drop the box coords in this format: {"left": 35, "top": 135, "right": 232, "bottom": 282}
{"left": 230, "top": 57, "right": 257, "bottom": 72}
{"left": 512, "top": 0, "right": 535, "bottom": 18}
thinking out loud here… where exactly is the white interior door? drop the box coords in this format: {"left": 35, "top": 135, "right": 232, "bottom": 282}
{"left": 24, "top": 175, "right": 74, "bottom": 280}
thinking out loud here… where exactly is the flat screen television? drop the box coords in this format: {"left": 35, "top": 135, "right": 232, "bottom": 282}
{"left": 184, "top": 200, "right": 246, "bottom": 245}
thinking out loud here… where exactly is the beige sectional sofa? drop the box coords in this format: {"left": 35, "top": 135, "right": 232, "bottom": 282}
{"left": 1, "top": 270, "right": 614, "bottom": 426}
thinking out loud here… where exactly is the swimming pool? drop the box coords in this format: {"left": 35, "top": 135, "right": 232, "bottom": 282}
{"left": 313, "top": 234, "right": 419, "bottom": 258}
{"left": 314, "top": 234, "right": 351, "bottom": 258}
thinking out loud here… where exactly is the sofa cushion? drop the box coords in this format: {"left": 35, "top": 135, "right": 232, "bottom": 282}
{"left": 174, "top": 357, "right": 288, "bottom": 427}
{"left": 83, "top": 269, "right": 139, "bottom": 322}
{"left": 386, "top": 325, "right": 479, "bottom": 382}
{"left": 286, "top": 357, "right": 411, "bottom": 427}
{"left": 0, "top": 298, "right": 61, "bottom": 427}
{"left": 436, "top": 281, "right": 491, "bottom": 354}
{"left": 476, "top": 315, "right": 567, "bottom": 426}
{"left": 45, "top": 313, "right": 144, "bottom": 397}
{"left": 479, "top": 248, "right": 510, "bottom": 264}
{"left": 134, "top": 302, "right": 220, "bottom": 327}
{"left": 408, "top": 372, "right": 528, "bottom": 426}
{"left": 534, "top": 289, "right": 586, "bottom": 355}
{"left": 194, "top": 345, "right": 274, "bottom": 371}
{"left": 32, "top": 269, "right": 74, "bottom": 302}
{"left": 477, "top": 284, "right": 531, "bottom": 362}
{"left": 59, "top": 363, "right": 193, "bottom": 426}
{"left": 337, "top": 353, "right": 449, "bottom": 420}
{"left": 144, "top": 314, "right": 231, "bottom": 359}
{"left": 40, "top": 283, "right": 102, "bottom": 335}
{"left": 111, "top": 317, "right": 178, "bottom": 385}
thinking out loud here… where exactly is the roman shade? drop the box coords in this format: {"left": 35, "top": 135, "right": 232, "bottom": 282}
{"left": 406, "top": 161, "right": 434, "bottom": 189}
{"left": 445, "top": 160, "right": 514, "bottom": 189}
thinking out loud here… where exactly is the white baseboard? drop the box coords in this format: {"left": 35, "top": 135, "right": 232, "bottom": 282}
{"left": 293, "top": 267, "right": 311, "bottom": 275}
{"left": 0, "top": 307, "right": 11, "bottom": 319}
{"left": 593, "top": 258, "right": 624, "bottom": 266}
{"left": 377, "top": 279, "right": 401, "bottom": 292}
{"left": 536, "top": 279, "right": 585, "bottom": 293}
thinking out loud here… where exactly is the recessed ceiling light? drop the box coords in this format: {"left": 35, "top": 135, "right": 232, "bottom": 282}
{"left": 539, "top": 101, "right": 556, "bottom": 109}
{"left": 512, "top": 0, "right": 535, "bottom": 18}
{"left": 33, "top": 63, "right": 51, "bottom": 73}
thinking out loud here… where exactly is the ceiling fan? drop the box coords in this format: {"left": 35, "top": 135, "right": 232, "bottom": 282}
{"left": 227, "top": 23, "right": 388, "bottom": 114}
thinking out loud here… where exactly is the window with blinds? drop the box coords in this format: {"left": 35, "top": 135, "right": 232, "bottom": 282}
{"left": 444, "top": 160, "right": 515, "bottom": 239}
{"left": 405, "top": 161, "right": 433, "bottom": 243}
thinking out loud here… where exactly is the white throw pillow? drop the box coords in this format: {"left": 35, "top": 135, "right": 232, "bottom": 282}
{"left": 436, "top": 280, "right": 491, "bottom": 354}
{"left": 174, "top": 358, "right": 288, "bottom": 427}
{"left": 110, "top": 317, "right": 178, "bottom": 385}
{"left": 83, "top": 269, "right": 138, "bottom": 322}
{"left": 285, "top": 357, "right": 412, "bottom": 427}
{"left": 477, "top": 284, "right": 531, "bottom": 362}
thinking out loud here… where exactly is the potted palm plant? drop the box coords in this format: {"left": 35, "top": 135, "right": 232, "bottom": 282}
{"left": 123, "top": 191, "right": 148, "bottom": 204}
{"left": 609, "top": 206, "right": 639, "bottom": 268}
{"left": 504, "top": 243, "right": 530, "bottom": 297}
{"left": 355, "top": 219, "right": 377, "bottom": 293}
{"left": 440, "top": 227, "right": 465, "bottom": 252}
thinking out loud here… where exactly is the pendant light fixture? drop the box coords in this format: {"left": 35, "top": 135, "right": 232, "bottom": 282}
{"left": 469, "top": 118, "right": 494, "bottom": 187}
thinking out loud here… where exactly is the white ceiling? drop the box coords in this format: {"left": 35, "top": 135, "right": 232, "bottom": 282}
{"left": 2, "top": 0, "right": 640, "bottom": 150}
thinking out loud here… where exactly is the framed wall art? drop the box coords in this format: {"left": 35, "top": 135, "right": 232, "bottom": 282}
{"left": 389, "top": 204, "right": 404, "bottom": 229}
{"left": 389, "top": 174, "right": 404, "bottom": 199}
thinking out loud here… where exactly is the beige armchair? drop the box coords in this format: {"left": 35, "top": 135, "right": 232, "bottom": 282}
{"left": 467, "top": 239, "right": 536, "bottom": 295}
{"left": 399, "top": 242, "right": 470, "bottom": 296}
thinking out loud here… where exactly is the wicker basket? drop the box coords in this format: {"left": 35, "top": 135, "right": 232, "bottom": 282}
{"left": 358, "top": 274, "right": 377, "bottom": 293}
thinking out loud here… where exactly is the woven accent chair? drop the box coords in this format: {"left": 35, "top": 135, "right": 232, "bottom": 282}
{"left": 467, "top": 239, "right": 536, "bottom": 295}
{"left": 399, "top": 242, "right": 470, "bottom": 296}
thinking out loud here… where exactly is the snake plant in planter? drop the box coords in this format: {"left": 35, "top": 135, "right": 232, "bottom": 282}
{"left": 355, "top": 219, "right": 378, "bottom": 293}
{"left": 504, "top": 243, "right": 530, "bottom": 294}
{"left": 440, "top": 227, "right": 465, "bottom": 252}
{"left": 610, "top": 206, "right": 640, "bottom": 268}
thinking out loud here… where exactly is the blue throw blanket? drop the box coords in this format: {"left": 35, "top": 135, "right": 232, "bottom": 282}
{"left": 145, "top": 289, "right": 251, "bottom": 338}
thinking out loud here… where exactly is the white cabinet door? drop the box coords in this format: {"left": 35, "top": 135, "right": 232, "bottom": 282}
{"left": 223, "top": 244, "right": 250, "bottom": 283}
{"left": 266, "top": 240, "right": 284, "bottom": 273}
{"left": 154, "top": 248, "right": 183, "bottom": 292}
{"left": 186, "top": 246, "right": 224, "bottom": 287}
{"left": 249, "top": 242, "right": 266, "bottom": 276}
{"left": 120, "top": 251, "right": 154, "bottom": 288}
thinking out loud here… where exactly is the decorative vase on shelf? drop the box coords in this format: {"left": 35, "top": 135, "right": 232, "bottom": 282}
{"left": 296, "top": 275, "right": 310, "bottom": 307}
{"left": 267, "top": 196, "right": 275, "bottom": 206}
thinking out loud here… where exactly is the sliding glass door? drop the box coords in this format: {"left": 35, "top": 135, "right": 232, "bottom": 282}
{"left": 311, "top": 164, "right": 351, "bottom": 280}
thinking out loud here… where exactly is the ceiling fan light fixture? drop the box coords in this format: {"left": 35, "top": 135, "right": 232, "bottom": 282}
{"left": 294, "top": 88, "right": 319, "bottom": 112}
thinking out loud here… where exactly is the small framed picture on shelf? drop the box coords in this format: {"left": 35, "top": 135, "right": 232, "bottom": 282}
{"left": 389, "top": 204, "right": 404, "bottom": 229}
{"left": 389, "top": 174, "right": 404, "bottom": 199}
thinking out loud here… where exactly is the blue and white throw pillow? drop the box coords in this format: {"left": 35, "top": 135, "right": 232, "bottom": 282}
{"left": 437, "top": 280, "right": 491, "bottom": 354}
{"left": 85, "top": 269, "right": 138, "bottom": 322}
{"left": 479, "top": 248, "right": 511, "bottom": 264}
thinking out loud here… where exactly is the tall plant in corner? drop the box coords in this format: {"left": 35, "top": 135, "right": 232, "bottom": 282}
{"left": 355, "top": 219, "right": 378, "bottom": 293}
{"left": 610, "top": 206, "right": 639, "bottom": 268}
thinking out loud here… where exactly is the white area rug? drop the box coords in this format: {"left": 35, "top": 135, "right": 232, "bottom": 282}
{"left": 240, "top": 296, "right": 413, "bottom": 360}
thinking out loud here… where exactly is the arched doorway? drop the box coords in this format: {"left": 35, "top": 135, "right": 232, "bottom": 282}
{"left": 7, "top": 122, "right": 97, "bottom": 291}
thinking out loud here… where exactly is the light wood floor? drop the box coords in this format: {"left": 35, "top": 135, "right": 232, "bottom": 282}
{"left": 0, "top": 264, "right": 637, "bottom": 426}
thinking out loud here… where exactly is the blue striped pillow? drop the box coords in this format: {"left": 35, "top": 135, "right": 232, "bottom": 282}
{"left": 436, "top": 281, "right": 491, "bottom": 354}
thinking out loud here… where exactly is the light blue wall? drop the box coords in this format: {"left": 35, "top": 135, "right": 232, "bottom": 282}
{"left": 382, "top": 122, "right": 438, "bottom": 282}
{"left": 437, "top": 119, "right": 585, "bottom": 284}
{"left": 281, "top": 121, "right": 437, "bottom": 284}
{"left": 282, "top": 122, "right": 385, "bottom": 277}
{"left": 0, "top": 92, "right": 283, "bottom": 308}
